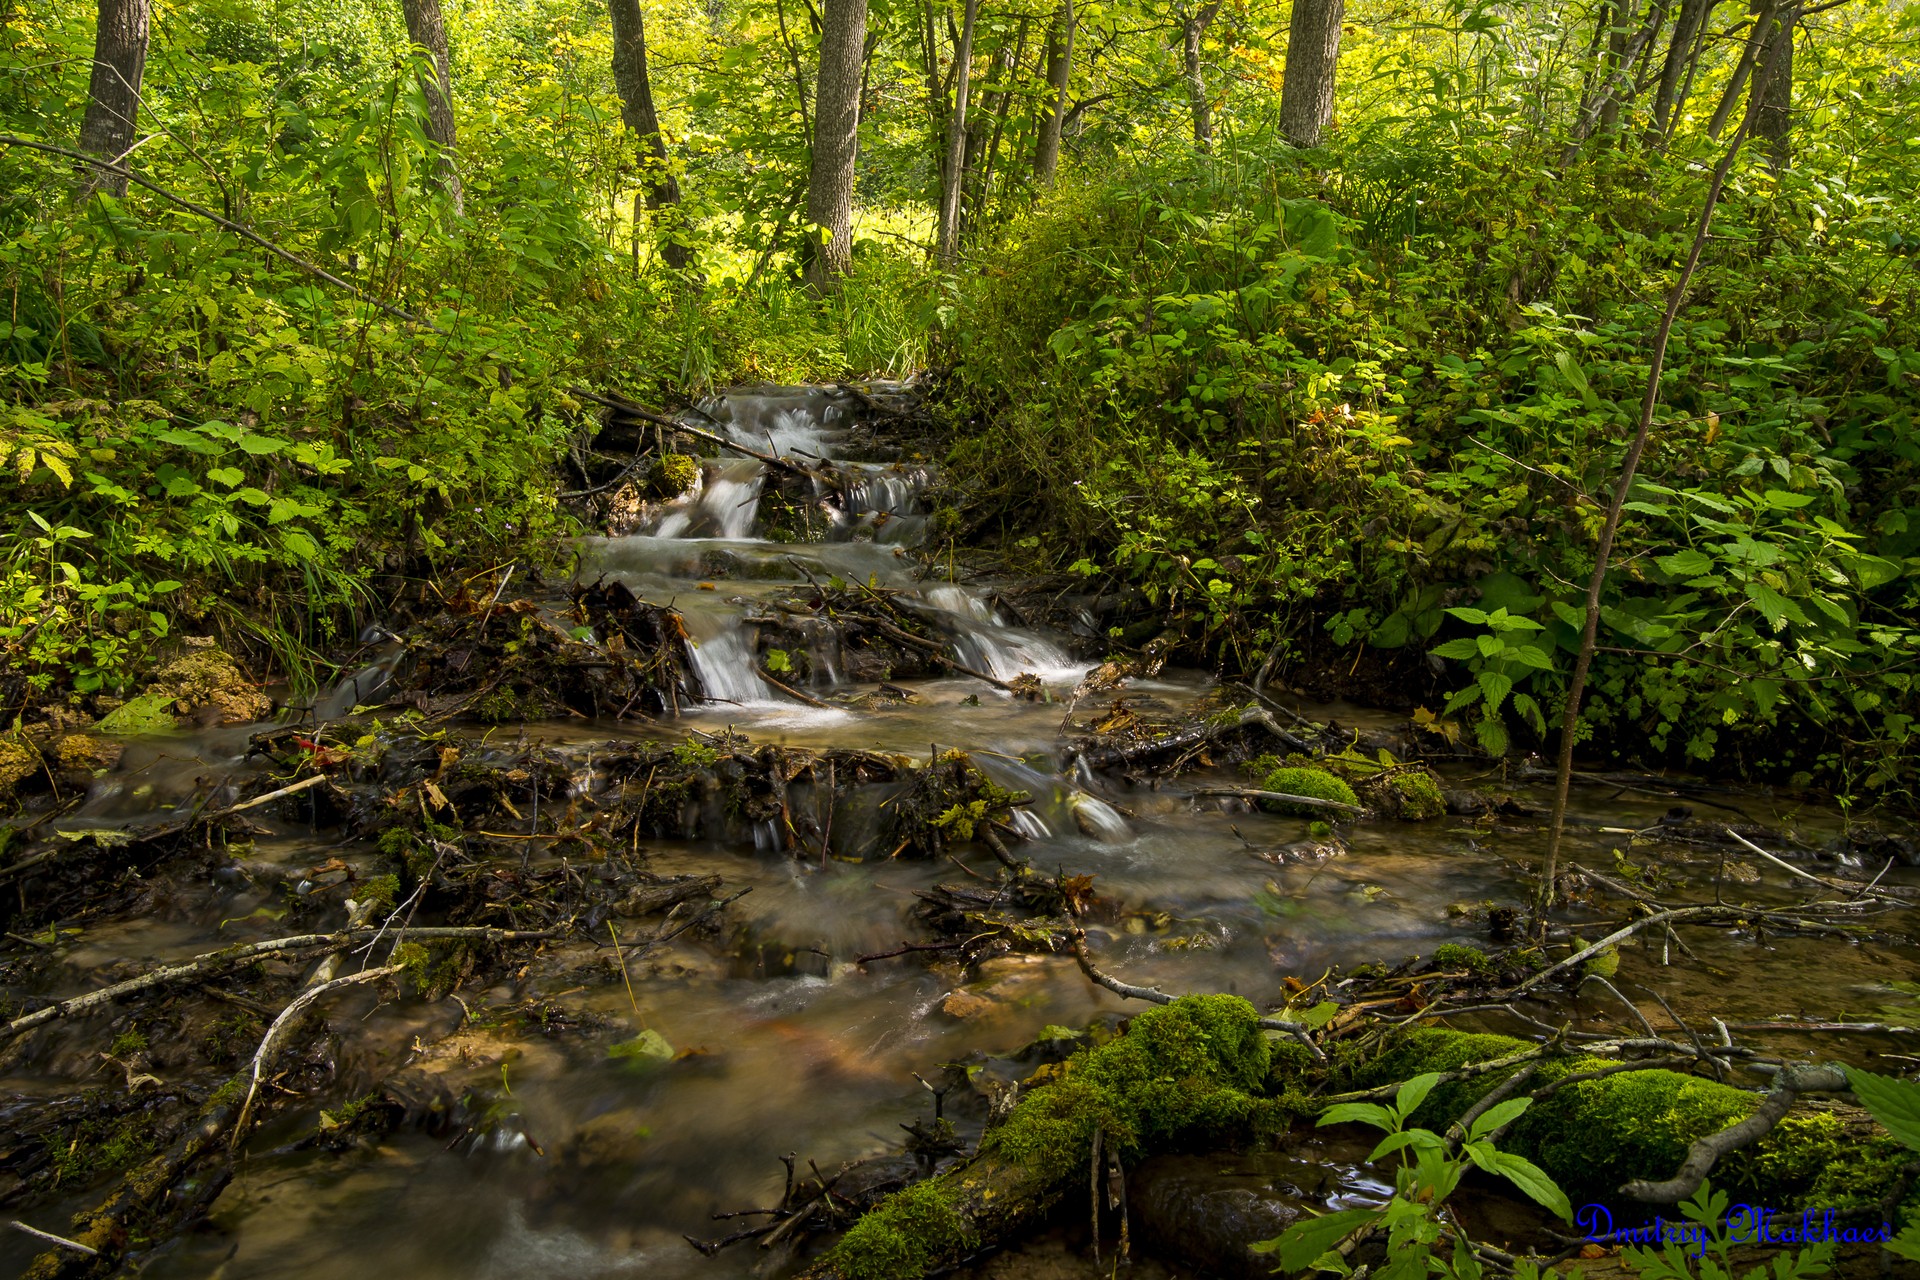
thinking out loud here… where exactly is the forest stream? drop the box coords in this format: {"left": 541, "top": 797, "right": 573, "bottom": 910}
{"left": 4, "top": 387, "right": 1918, "bottom": 1280}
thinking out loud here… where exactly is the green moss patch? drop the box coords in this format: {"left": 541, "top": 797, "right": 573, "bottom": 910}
{"left": 1260, "top": 766, "right": 1360, "bottom": 816}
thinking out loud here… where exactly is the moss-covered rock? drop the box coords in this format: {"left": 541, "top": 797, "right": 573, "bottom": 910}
{"left": 1360, "top": 1028, "right": 1913, "bottom": 1210}
{"left": 811, "top": 996, "right": 1273, "bottom": 1280}
{"left": 53, "top": 733, "right": 123, "bottom": 781}
{"left": 1260, "top": 766, "right": 1360, "bottom": 817}
{"left": 648, "top": 453, "right": 701, "bottom": 498}
{"left": 0, "top": 738, "right": 40, "bottom": 799}
{"left": 1381, "top": 768, "right": 1446, "bottom": 820}
{"left": 149, "top": 644, "right": 271, "bottom": 724}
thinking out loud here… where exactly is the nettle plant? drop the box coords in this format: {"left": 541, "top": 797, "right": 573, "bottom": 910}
{"left": 1427, "top": 604, "right": 1556, "bottom": 757}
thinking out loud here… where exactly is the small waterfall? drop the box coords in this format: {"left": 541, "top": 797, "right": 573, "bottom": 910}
{"left": 650, "top": 459, "right": 766, "bottom": 540}
{"left": 924, "top": 585, "right": 997, "bottom": 624}
{"left": 1069, "top": 793, "right": 1130, "bottom": 842}
{"left": 684, "top": 620, "right": 773, "bottom": 704}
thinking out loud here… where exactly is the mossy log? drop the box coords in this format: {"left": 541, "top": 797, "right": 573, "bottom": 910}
{"left": 798, "top": 995, "right": 1275, "bottom": 1280}
{"left": 1359, "top": 1029, "right": 1911, "bottom": 1210}
{"left": 802, "top": 1015, "right": 1911, "bottom": 1280}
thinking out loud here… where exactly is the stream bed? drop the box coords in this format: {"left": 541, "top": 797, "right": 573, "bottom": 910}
{"left": 4, "top": 387, "right": 1918, "bottom": 1279}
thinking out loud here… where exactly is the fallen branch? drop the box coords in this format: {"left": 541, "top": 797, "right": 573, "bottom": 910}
{"left": 1723, "top": 827, "right": 1913, "bottom": 906}
{"left": 1620, "top": 1063, "right": 1850, "bottom": 1203}
{"left": 8, "top": 1221, "right": 97, "bottom": 1257}
{"left": 231, "top": 964, "right": 405, "bottom": 1145}
{"left": 5, "top": 925, "right": 555, "bottom": 1039}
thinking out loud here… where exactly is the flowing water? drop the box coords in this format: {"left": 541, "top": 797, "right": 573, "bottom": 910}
{"left": 6, "top": 387, "right": 1919, "bottom": 1279}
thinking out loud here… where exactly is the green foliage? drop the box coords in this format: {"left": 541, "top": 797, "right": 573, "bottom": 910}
{"left": 1253, "top": 1070, "right": 1572, "bottom": 1279}
{"left": 1620, "top": 1182, "right": 1834, "bottom": 1280}
{"left": 945, "top": 69, "right": 1920, "bottom": 793}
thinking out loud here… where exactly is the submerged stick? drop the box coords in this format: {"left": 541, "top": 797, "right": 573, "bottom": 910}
{"left": 1064, "top": 921, "right": 1325, "bottom": 1060}
{"left": 231, "top": 964, "right": 406, "bottom": 1146}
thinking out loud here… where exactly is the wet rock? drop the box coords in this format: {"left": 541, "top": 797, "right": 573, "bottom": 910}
{"left": 940, "top": 990, "right": 999, "bottom": 1020}
{"left": 149, "top": 642, "right": 273, "bottom": 725}
{"left": 1127, "top": 1153, "right": 1313, "bottom": 1279}
{"left": 53, "top": 733, "right": 124, "bottom": 782}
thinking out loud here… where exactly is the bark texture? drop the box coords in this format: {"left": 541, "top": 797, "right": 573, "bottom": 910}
{"left": 1754, "top": 6, "right": 1794, "bottom": 168}
{"left": 935, "top": 0, "right": 979, "bottom": 266}
{"left": 1030, "top": 0, "right": 1074, "bottom": 186}
{"left": 1279, "top": 0, "right": 1343, "bottom": 148}
{"left": 1646, "top": 0, "right": 1716, "bottom": 145}
{"left": 610, "top": 0, "right": 689, "bottom": 270}
{"left": 1179, "top": 1, "right": 1222, "bottom": 150}
{"left": 78, "top": 0, "right": 150, "bottom": 197}
{"left": 402, "top": 0, "right": 463, "bottom": 213}
{"left": 806, "top": 0, "right": 870, "bottom": 290}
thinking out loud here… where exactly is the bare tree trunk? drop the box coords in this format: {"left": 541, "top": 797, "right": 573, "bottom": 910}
{"left": 609, "top": 0, "right": 688, "bottom": 270}
{"left": 1179, "top": 0, "right": 1223, "bottom": 149}
{"left": 1279, "top": 0, "right": 1343, "bottom": 148}
{"left": 1705, "top": 0, "right": 1774, "bottom": 138}
{"left": 78, "top": 0, "right": 150, "bottom": 198}
{"left": 1645, "top": 0, "right": 1714, "bottom": 145}
{"left": 805, "top": 0, "right": 869, "bottom": 290}
{"left": 936, "top": 0, "right": 979, "bottom": 266}
{"left": 1754, "top": 6, "right": 1793, "bottom": 168}
{"left": 1031, "top": 0, "right": 1074, "bottom": 186}
{"left": 401, "top": 0, "right": 463, "bottom": 213}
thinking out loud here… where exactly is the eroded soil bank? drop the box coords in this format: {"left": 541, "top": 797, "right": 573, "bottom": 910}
{"left": 3, "top": 387, "right": 1918, "bottom": 1280}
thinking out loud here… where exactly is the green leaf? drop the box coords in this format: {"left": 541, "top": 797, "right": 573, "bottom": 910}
{"left": 1476, "top": 670, "right": 1514, "bottom": 716}
{"left": 1367, "top": 1128, "right": 1444, "bottom": 1162}
{"left": 238, "top": 434, "right": 287, "bottom": 455}
{"left": 206, "top": 466, "right": 245, "bottom": 488}
{"left": 1467, "top": 1096, "right": 1533, "bottom": 1140}
{"left": 1318, "top": 1102, "right": 1397, "bottom": 1131}
{"left": 608, "top": 1027, "right": 675, "bottom": 1066}
{"left": 1656, "top": 550, "right": 1715, "bottom": 577}
{"left": 1394, "top": 1072, "right": 1442, "bottom": 1121}
{"left": 1250, "top": 1207, "right": 1380, "bottom": 1269}
{"left": 1744, "top": 581, "right": 1807, "bottom": 630}
{"left": 1844, "top": 1066, "right": 1920, "bottom": 1152}
{"left": 1430, "top": 638, "right": 1481, "bottom": 660}
{"left": 155, "top": 428, "right": 223, "bottom": 455}
{"left": 1484, "top": 1150, "right": 1573, "bottom": 1221}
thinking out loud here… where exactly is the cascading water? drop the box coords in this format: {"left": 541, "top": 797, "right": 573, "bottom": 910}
{"left": 578, "top": 386, "right": 1087, "bottom": 719}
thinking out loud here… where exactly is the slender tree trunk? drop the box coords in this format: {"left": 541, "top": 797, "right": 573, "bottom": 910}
{"left": 1031, "top": 0, "right": 1074, "bottom": 186}
{"left": 609, "top": 0, "right": 688, "bottom": 270}
{"left": 1279, "top": 0, "right": 1343, "bottom": 148}
{"left": 78, "top": 0, "right": 150, "bottom": 198}
{"left": 1646, "top": 0, "right": 1712, "bottom": 145}
{"left": 1536, "top": 11, "right": 1795, "bottom": 919}
{"left": 936, "top": 0, "right": 979, "bottom": 266}
{"left": 1705, "top": 0, "right": 1774, "bottom": 138}
{"left": 805, "top": 0, "right": 869, "bottom": 290}
{"left": 1179, "top": 0, "right": 1223, "bottom": 149}
{"left": 401, "top": 0, "right": 463, "bottom": 213}
{"left": 1754, "top": 6, "right": 1793, "bottom": 168}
